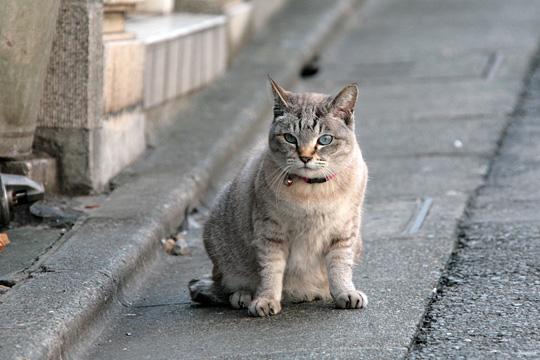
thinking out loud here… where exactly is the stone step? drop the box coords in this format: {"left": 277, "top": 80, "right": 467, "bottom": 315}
{"left": 126, "top": 13, "right": 227, "bottom": 109}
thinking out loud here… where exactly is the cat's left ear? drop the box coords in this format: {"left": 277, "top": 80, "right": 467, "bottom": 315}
{"left": 330, "top": 83, "right": 358, "bottom": 128}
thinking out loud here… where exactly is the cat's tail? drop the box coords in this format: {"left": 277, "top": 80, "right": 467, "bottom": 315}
{"left": 188, "top": 275, "right": 228, "bottom": 305}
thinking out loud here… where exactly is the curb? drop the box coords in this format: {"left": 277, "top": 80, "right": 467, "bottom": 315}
{"left": 0, "top": 0, "right": 363, "bottom": 359}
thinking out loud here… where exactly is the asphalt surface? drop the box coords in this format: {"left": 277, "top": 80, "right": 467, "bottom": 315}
{"left": 78, "top": 0, "right": 540, "bottom": 359}
{"left": 408, "top": 54, "right": 540, "bottom": 359}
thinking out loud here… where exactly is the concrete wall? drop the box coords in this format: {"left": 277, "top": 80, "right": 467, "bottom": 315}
{"left": 0, "top": 0, "right": 61, "bottom": 158}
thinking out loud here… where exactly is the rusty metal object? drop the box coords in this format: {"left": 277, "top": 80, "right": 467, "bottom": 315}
{"left": 0, "top": 173, "right": 45, "bottom": 227}
{"left": 0, "top": 175, "right": 9, "bottom": 227}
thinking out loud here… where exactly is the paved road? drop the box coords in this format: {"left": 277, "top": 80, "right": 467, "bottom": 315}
{"left": 408, "top": 54, "right": 540, "bottom": 359}
{"left": 78, "top": 0, "right": 540, "bottom": 359}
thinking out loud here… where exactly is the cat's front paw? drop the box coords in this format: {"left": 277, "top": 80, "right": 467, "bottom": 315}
{"left": 229, "top": 290, "right": 252, "bottom": 309}
{"left": 334, "top": 290, "right": 368, "bottom": 309}
{"left": 248, "top": 297, "right": 282, "bottom": 317}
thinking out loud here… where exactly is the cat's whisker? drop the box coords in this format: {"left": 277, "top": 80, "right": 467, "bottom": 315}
{"left": 269, "top": 165, "right": 292, "bottom": 207}
{"left": 267, "top": 164, "right": 291, "bottom": 197}
{"left": 320, "top": 166, "right": 338, "bottom": 195}
{"left": 266, "top": 164, "right": 290, "bottom": 190}
{"left": 270, "top": 169, "right": 287, "bottom": 194}
{"left": 267, "top": 170, "right": 283, "bottom": 194}
{"left": 319, "top": 166, "right": 331, "bottom": 188}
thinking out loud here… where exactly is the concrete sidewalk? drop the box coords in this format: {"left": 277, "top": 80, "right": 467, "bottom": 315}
{"left": 82, "top": 0, "right": 540, "bottom": 359}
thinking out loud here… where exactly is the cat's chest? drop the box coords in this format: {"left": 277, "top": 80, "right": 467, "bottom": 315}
{"left": 276, "top": 198, "right": 354, "bottom": 240}
{"left": 280, "top": 202, "right": 354, "bottom": 280}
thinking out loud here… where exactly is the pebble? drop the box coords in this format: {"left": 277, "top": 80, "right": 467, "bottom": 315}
{"left": 161, "top": 234, "right": 191, "bottom": 256}
{"left": 453, "top": 139, "right": 463, "bottom": 148}
{"left": 172, "top": 236, "right": 191, "bottom": 256}
{"left": 161, "top": 238, "right": 176, "bottom": 254}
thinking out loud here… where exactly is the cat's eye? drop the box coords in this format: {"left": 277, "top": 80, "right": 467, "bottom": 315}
{"left": 318, "top": 134, "right": 333, "bottom": 145}
{"left": 283, "top": 133, "right": 297, "bottom": 144}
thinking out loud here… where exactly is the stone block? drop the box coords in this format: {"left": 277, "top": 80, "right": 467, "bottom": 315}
{"left": 103, "top": 11, "right": 126, "bottom": 34}
{"left": 136, "top": 0, "right": 175, "bottom": 14}
{"left": 103, "top": 39, "right": 145, "bottom": 113}
{"left": 35, "top": 109, "right": 145, "bottom": 194}
{"left": 103, "top": 0, "right": 140, "bottom": 38}
{"left": 32, "top": 0, "right": 147, "bottom": 193}
{"left": 127, "top": 13, "right": 227, "bottom": 108}
{"left": 178, "top": 34, "right": 192, "bottom": 96}
{"left": 34, "top": 127, "right": 95, "bottom": 194}
{"left": 37, "top": 0, "right": 103, "bottom": 130}
{"left": 225, "top": 1, "right": 253, "bottom": 58}
{"left": 95, "top": 110, "right": 146, "bottom": 189}
{"left": 165, "top": 38, "right": 180, "bottom": 100}
{"left": 104, "top": 0, "right": 141, "bottom": 10}
{"left": 146, "top": 42, "right": 167, "bottom": 108}
{"left": 174, "top": 0, "right": 239, "bottom": 14}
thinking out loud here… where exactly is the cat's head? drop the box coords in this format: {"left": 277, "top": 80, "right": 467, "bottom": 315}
{"left": 268, "top": 77, "right": 359, "bottom": 179}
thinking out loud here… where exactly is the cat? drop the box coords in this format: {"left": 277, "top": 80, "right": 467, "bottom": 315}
{"left": 189, "top": 77, "right": 368, "bottom": 317}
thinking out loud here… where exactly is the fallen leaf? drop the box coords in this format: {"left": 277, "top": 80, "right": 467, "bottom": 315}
{"left": 162, "top": 238, "right": 176, "bottom": 254}
{"left": 0, "top": 233, "right": 10, "bottom": 252}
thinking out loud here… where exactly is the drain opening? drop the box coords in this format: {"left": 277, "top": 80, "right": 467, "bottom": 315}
{"left": 300, "top": 55, "right": 320, "bottom": 78}
{"left": 0, "top": 279, "right": 16, "bottom": 287}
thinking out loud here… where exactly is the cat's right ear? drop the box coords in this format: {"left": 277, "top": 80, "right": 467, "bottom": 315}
{"left": 268, "top": 76, "right": 290, "bottom": 117}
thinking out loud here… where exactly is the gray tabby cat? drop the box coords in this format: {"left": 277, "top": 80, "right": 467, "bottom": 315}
{"left": 189, "top": 78, "right": 368, "bottom": 317}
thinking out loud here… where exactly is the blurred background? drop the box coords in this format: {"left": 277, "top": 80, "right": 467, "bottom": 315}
{"left": 0, "top": 0, "right": 281, "bottom": 195}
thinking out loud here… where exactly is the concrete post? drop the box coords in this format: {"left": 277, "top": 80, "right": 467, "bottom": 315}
{"left": 0, "top": 0, "right": 61, "bottom": 158}
{"left": 36, "top": 0, "right": 146, "bottom": 195}
{"left": 34, "top": 0, "right": 104, "bottom": 194}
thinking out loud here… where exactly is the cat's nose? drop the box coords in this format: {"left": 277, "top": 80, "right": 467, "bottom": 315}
{"left": 299, "top": 156, "right": 312, "bottom": 163}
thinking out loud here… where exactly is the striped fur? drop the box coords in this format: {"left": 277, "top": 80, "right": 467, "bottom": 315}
{"left": 189, "top": 79, "right": 368, "bottom": 316}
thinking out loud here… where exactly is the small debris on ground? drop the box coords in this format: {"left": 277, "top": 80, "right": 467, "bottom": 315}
{"left": 84, "top": 204, "right": 100, "bottom": 209}
{"left": 453, "top": 139, "right": 463, "bottom": 148}
{"left": 0, "top": 233, "right": 10, "bottom": 252}
{"left": 161, "top": 233, "right": 191, "bottom": 256}
{"left": 30, "top": 200, "right": 83, "bottom": 226}
{"left": 0, "top": 284, "right": 11, "bottom": 294}
{"left": 173, "top": 235, "right": 191, "bottom": 256}
{"left": 161, "top": 238, "right": 176, "bottom": 254}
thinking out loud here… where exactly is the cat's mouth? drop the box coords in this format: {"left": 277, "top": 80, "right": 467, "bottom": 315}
{"left": 298, "top": 161, "right": 323, "bottom": 170}
{"left": 291, "top": 166, "right": 324, "bottom": 178}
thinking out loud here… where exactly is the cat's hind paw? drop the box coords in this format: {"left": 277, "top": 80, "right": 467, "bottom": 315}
{"left": 229, "top": 290, "right": 252, "bottom": 309}
{"left": 334, "top": 290, "right": 368, "bottom": 309}
{"left": 248, "top": 297, "right": 281, "bottom": 317}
